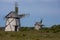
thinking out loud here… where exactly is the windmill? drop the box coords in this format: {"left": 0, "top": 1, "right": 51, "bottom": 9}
{"left": 5, "top": 2, "right": 29, "bottom": 31}
{"left": 34, "top": 18, "right": 43, "bottom": 30}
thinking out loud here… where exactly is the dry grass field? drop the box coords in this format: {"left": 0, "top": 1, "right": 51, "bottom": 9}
{"left": 0, "top": 30, "right": 60, "bottom": 40}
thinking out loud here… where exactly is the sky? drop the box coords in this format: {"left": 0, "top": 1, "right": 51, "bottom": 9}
{"left": 0, "top": 0, "right": 60, "bottom": 27}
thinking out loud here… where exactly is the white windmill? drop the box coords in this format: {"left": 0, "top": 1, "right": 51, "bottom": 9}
{"left": 34, "top": 19, "right": 44, "bottom": 30}
{"left": 5, "top": 2, "right": 29, "bottom": 31}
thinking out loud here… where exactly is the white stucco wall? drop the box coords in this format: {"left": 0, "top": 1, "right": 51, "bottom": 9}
{"left": 35, "top": 25, "right": 40, "bottom": 30}
{"left": 5, "top": 18, "right": 19, "bottom": 31}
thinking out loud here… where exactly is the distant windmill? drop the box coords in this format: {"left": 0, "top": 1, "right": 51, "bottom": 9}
{"left": 5, "top": 2, "right": 29, "bottom": 31}
{"left": 34, "top": 18, "right": 44, "bottom": 30}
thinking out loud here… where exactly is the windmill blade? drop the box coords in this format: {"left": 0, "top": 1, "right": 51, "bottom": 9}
{"left": 18, "top": 14, "right": 30, "bottom": 18}
{"left": 5, "top": 18, "right": 14, "bottom": 27}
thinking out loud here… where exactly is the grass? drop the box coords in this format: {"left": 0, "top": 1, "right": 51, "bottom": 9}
{"left": 0, "top": 30, "right": 60, "bottom": 40}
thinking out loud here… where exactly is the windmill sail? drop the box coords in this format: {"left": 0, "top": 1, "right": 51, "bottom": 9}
{"left": 15, "top": 2, "right": 18, "bottom": 14}
{"left": 40, "top": 19, "right": 42, "bottom": 24}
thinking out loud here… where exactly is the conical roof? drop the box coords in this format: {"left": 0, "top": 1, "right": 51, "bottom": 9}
{"left": 5, "top": 11, "right": 19, "bottom": 18}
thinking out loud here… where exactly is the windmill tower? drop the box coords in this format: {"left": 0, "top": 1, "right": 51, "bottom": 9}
{"left": 34, "top": 19, "right": 43, "bottom": 30}
{"left": 5, "top": 2, "right": 28, "bottom": 31}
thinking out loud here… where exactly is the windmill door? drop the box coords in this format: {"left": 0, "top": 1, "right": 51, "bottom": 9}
{"left": 15, "top": 26, "right": 18, "bottom": 31}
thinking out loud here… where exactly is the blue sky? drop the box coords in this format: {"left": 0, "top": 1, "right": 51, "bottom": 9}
{"left": 0, "top": 0, "right": 60, "bottom": 27}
